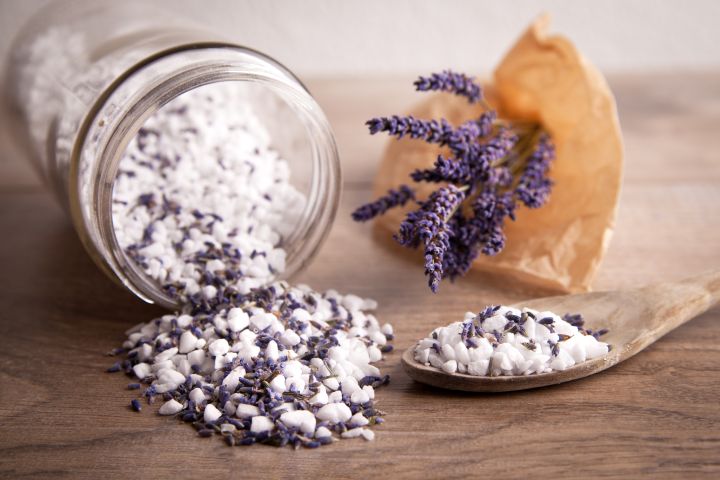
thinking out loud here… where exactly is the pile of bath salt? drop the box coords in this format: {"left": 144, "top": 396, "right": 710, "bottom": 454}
{"left": 414, "top": 305, "right": 609, "bottom": 376}
{"left": 112, "top": 81, "right": 306, "bottom": 299}
{"left": 108, "top": 81, "right": 394, "bottom": 447}
{"left": 109, "top": 282, "right": 393, "bottom": 447}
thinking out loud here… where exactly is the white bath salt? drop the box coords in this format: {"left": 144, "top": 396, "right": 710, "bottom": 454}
{"left": 159, "top": 399, "right": 184, "bottom": 416}
{"left": 112, "top": 282, "right": 392, "bottom": 448}
{"left": 414, "top": 305, "right": 609, "bottom": 376}
{"left": 250, "top": 416, "right": 274, "bottom": 433}
{"left": 111, "top": 82, "right": 306, "bottom": 302}
{"left": 279, "top": 410, "right": 316, "bottom": 434}
{"left": 103, "top": 81, "right": 392, "bottom": 448}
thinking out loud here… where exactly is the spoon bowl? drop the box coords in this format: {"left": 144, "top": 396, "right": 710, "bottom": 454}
{"left": 401, "top": 271, "right": 720, "bottom": 392}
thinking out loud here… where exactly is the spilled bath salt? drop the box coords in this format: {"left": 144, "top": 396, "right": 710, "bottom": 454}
{"left": 112, "top": 82, "right": 306, "bottom": 298}
{"left": 108, "top": 82, "right": 393, "bottom": 447}
{"left": 110, "top": 282, "right": 392, "bottom": 448}
{"left": 414, "top": 305, "right": 609, "bottom": 376}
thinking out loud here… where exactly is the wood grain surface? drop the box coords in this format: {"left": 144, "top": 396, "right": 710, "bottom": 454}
{"left": 0, "top": 73, "right": 719, "bottom": 479}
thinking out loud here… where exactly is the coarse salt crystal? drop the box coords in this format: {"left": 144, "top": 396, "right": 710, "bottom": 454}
{"left": 208, "top": 339, "right": 229, "bottom": 357}
{"left": 316, "top": 403, "right": 352, "bottom": 423}
{"left": 178, "top": 331, "right": 197, "bottom": 353}
{"left": 203, "top": 403, "right": 221, "bottom": 423}
{"left": 279, "top": 410, "right": 316, "bottom": 434}
{"left": 341, "top": 427, "right": 364, "bottom": 439}
{"left": 250, "top": 415, "right": 274, "bottom": 433}
{"left": 155, "top": 347, "right": 178, "bottom": 362}
{"left": 132, "top": 363, "right": 151, "bottom": 379}
{"left": 227, "top": 310, "right": 250, "bottom": 332}
{"left": 189, "top": 387, "right": 205, "bottom": 404}
{"left": 349, "top": 412, "right": 369, "bottom": 427}
{"left": 158, "top": 399, "right": 183, "bottom": 415}
{"left": 235, "top": 404, "right": 260, "bottom": 418}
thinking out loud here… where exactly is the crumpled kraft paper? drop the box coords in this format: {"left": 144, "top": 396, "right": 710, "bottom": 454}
{"left": 372, "top": 15, "right": 624, "bottom": 293}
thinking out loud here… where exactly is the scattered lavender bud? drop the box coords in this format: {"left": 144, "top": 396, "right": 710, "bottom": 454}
{"left": 106, "top": 362, "right": 121, "bottom": 373}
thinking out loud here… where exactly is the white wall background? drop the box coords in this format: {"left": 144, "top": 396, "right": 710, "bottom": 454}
{"left": 1, "top": 0, "right": 719, "bottom": 77}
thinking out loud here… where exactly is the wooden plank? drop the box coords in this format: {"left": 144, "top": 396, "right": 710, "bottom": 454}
{"left": 0, "top": 73, "right": 718, "bottom": 479}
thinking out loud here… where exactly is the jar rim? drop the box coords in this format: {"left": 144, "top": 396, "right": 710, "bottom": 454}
{"left": 69, "top": 43, "right": 341, "bottom": 309}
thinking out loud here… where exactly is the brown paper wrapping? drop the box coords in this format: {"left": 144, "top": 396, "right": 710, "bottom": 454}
{"left": 373, "top": 15, "right": 624, "bottom": 293}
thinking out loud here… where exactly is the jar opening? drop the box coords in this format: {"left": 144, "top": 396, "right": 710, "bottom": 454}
{"left": 75, "top": 46, "right": 340, "bottom": 308}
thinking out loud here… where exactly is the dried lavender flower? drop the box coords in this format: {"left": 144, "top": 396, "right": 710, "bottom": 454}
{"left": 516, "top": 134, "right": 555, "bottom": 208}
{"left": 354, "top": 70, "right": 555, "bottom": 292}
{"left": 413, "top": 70, "right": 483, "bottom": 104}
{"left": 352, "top": 185, "right": 415, "bottom": 222}
{"left": 366, "top": 116, "right": 453, "bottom": 144}
{"left": 396, "top": 185, "right": 465, "bottom": 291}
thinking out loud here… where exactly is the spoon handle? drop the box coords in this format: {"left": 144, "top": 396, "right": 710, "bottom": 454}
{"left": 639, "top": 270, "right": 720, "bottom": 336}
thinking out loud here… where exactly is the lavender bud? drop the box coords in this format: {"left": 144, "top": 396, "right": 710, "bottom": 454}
{"left": 413, "top": 70, "right": 483, "bottom": 104}
{"left": 352, "top": 185, "right": 415, "bottom": 222}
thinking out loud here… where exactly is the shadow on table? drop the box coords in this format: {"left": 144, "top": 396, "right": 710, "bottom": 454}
{"left": 0, "top": 193, "right": 163, "bottom": 325}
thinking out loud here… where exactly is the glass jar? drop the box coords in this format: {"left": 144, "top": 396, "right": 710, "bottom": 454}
{"left": 5, "top": 1, "right": 341, "bottom": 309}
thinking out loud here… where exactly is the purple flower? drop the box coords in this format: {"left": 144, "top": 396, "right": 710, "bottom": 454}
{"left": 354, "top": 70, "right": 556, "bottom": 292}
{"left": 351, "top": 185, "right": 415, "bottom": 222}
{"left": 515, "top": 134, "right": 555, "bottom": 208}
{"left": 411, "top": 128, "right": 518, "bottom": 186}
{"left": 414, "top": 70, "right": 483, "bottom": 104}
{"left": 440, "top": 211, "right": 480, "bottom": 280}
{"left": 424, "top": 221, "right": 451, "bottom": 292}
{"left": 472, "top": 190, "right": 516, "bottom": 256}
{"left": 366, "top": 116, "right": 453, "bottom": 144}
{"left": 471, "top": 110, "right": 497, "bottom": 138}
{"left": 395, "top": 186, "right": 465, "bottom": 292}
{"left": 410, "top": 154, "right": 467, "bottom": 183}
{"left": 396, "top": 185, "right": 465, "bottom": 246}
{"left": 446, "top": 111, "right": 498, "bottom": 158}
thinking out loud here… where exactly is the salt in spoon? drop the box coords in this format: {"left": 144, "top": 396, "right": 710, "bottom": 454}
{"left": 401, "top": 271, "right": 720, "bottom": 392}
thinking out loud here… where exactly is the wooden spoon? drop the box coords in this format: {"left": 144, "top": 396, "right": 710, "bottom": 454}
{"left": 401, "top": 271, "right": 720, "bottom": 392}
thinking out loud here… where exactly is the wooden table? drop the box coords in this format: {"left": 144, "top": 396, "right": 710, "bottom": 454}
{"left": 0, "top": 74, "right": 719, "bottom": 479}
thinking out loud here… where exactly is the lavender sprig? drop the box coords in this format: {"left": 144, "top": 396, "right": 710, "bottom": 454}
{"left": 516, "top": 134, "right": 555, "bottom": 208}
{"left": 411, "top": 127, "right": 518, "bottom": 185}
{"left": 413, "top": 70, "right": 483, "bottom": 104}
{"left": 354, "top": 70, "right": 555, "bottom": 292}
{"left": 396, "top": 185, "right": 464, "bottom": 248}
{"left": 351, "top": 185, "right": 415, "bottom": 222}
{"left": 366, "top": 110, "right": 496, "bottom": 158}
{"left": 366, "top": 116, "right": 453, "bottom": 144}
{"left": 395, "top": 185, "right": 465, "bottom": 292}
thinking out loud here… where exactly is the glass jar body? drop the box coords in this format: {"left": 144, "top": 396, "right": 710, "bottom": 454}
{"left": 6, "top": 1, "right": 341, "bottom": 308}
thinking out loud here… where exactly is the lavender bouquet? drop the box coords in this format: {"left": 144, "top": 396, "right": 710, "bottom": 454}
{"left": 352, "top": 71, "right": 555, "bottom": 293}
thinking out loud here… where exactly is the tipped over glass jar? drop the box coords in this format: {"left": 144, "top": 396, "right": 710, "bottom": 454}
{"left": 5, "top": 0, "right": 341, "bottom": 309}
